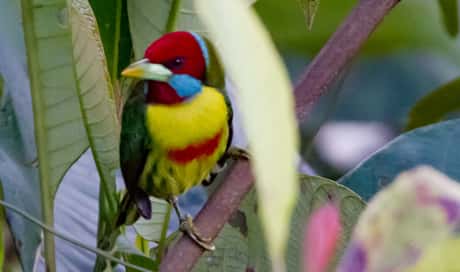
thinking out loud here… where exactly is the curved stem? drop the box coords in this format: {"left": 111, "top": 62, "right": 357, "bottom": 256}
{"left": 160, "top": 0, "right": 401, "bottom": 270}
{"left": 0, "top": 199, "right": 149, "bottom": 272}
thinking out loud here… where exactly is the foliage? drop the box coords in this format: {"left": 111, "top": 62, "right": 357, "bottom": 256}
{"left": 340, "top": 119, "right": 460, "bottom": 200}
{"left": 438, "top": 0, "right": 459, "bottom": 37}
{"left": 0, "top": 0, "right": 460, "bottom": 271}
{"left": 194, "top": 176, "right": 365, "bottom": 272}
{"left": 406, "top": 77, "right": 460, "bottom": 130}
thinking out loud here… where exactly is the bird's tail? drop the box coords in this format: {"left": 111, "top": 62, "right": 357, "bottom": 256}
{"left": 115, "top": 193, "right": 140, "bottom": 227}
{"left": 116, "top": 190, "right": 152, "bottom": 227}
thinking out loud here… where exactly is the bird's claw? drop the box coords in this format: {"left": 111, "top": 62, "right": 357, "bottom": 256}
{"left": 227, "top": 147, "right": 250, "bottom": 161}
{"left": 179, "top": 215, "right": 215, "bottom": 251}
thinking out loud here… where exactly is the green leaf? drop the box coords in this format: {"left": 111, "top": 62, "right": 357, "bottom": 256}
{"left": 287, "top": 176, "right": 365, "bottom": 271}
{"left": 340, "top": 119, "right": 460, "bottom": 201}
{"left": 133, "top": 197, "right": 171, "bottom": 242}
{"left": 20, "top": 0, "right": 92, "bottom": 269}
{"left": 338, "top": 167, "right": 460, "bottom": 272}
{"left": 88, "top": 0, "right": 132, "bottom": 80}
{"left": 69, "top": 0, "right": 120, "bottom": 220}
{"left": 115, "top": 235, "right": 158, "bottom": 272}
{"left": 194, "top": 225, "right": 249, "bottom": 272}
{"left": 195, "top": 176, "right": 365, "bottom": 272}
{"left": 68, "top": 2, "right": 122, "bottom": 271}
{"left": 196, "top": 0, "right": 299, "bottom": 269}
{"left": 406, "top": 77, "right": 460, "bottom": 131}
{"left": 438, "top": 0, "right": 459, "bottom": 37}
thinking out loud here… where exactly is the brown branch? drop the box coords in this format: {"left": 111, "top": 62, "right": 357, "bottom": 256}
{"left": 160, "top": 0, "right": 400, "bottom": 270}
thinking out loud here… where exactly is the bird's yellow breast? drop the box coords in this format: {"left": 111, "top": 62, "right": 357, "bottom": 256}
{"left": 145, "top": 86, "right": 228, "bottom": 149}
{"left": 140, "top": 86, "right": 230, "bottom": 198}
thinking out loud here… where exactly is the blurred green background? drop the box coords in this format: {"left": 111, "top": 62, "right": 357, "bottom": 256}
{"left": 255, "top": 0, "right": 460, "bottom": 178}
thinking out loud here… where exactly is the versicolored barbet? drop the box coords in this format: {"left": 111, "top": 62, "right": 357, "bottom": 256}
{"left": 119, "top": 31, "right": 248, "bottom": 250}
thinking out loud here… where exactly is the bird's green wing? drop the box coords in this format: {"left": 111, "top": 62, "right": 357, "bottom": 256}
{"left": 119, "top": 82, "right": 152, "bottom": 219}
{"left": 203, "top": 38, "right": 233, "bottom": 152}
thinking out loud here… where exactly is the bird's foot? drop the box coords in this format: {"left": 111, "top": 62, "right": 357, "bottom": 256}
{"left": 179, "top": 214, "right": 215, "bottom": 251}
{"left": 226, "top": 147, "right": 250, "bottom": 161}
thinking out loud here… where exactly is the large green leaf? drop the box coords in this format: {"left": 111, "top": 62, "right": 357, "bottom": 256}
{"left": 194, "top": 225, "right": 249, "bottom": 272}
{"left": 406, "top": 77, "right": 460, "bottom": 130}
{"left": 70, "top": 0, "right": 120, "bottom": 222}
{"left": 340, "top": 119, "right": 460, "bottom": 200}
{"left": 194, "top": 176, "right": 365, "bottom": 272}
{"left": 438, "top": 0, "right": 459, "bottom": 37}
{"left": 197, "top": 0, "right": 299, "bottom": 268}
{"left": 20, "top": 0, "right": 93, "bottom": 268}
{"left": 68, "top": 2, "right": 123, "bottom": 271}
{"left": 338, "top": 167, "right": 460, "bottom": 272}
{"left": 286, "top": 176, "right": 365, "bottom": 271}
{"left": 0, "top": 2, "right": 46, "bottom": 270}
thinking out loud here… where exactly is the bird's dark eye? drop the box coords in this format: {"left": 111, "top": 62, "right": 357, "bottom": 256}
{"left": 165, "top": 57, "right": 185, "bottom": 69}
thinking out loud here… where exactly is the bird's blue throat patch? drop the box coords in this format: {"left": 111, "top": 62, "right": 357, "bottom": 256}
{"left": 168, "top": 74, "right": 202, "bottom": 98}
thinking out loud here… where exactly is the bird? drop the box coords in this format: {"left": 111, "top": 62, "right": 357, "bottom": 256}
{"left": 118, "top": 31, "right": 247, "bottom": 250}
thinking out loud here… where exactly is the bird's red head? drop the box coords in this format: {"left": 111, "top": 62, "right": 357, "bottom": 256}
{"left": 143, "top": 31, "right": 208, "bottom": 104}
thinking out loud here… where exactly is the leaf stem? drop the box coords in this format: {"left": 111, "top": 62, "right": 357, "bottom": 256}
{"left": 20, "top": 0, "right": 56, "bottom": 270}
{"left": 165, "top": 0, "right": 182, "bottom": 33}
{"left": 0, "top": 199, "right": 149, "bottom": 272}
{"left": 156, "top": 205, "right": 172, "bottom": 262}
{"left": 111, "top": 0, "right": 122, "bottom": 82}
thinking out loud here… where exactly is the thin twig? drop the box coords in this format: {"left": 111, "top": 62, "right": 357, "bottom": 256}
{"left": 160, "top": 0, "right": 400, "bottom": 270}
{"left": 0, "top": 200, "right": 149, "bottom": 272}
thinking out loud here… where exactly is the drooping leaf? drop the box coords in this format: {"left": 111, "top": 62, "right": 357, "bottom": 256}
{"left": 338, "top": 167, "right": 460, "bottom": 272}
{"left": 438, "top": 0, "right": 459, "bottom": 37}
{"left": 20, "top": 0, "right": 89, "bottom": 198}
{"left": 340, "top": 119, "right": 460, "bottom": 201}
{"left": 20, "top": 0, "right": 94, "bottom": 268}
{"left": 69, "top": 0, "right": 120, "bottom": 229}
{"left": 133, "top": 197, "right": 170, "bottom": 242}
{"left": 196, "top": 0, "right": 299, "bottom": 268}
{"left": 406, "top": 77, "right": 460, "bottom": 130}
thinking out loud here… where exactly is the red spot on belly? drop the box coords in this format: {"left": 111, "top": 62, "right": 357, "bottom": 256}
{"left": 168, "top": 130, "right": 224, "bottom": 164}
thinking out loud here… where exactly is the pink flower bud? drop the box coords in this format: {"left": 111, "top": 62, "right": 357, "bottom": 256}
{"left": 304, "top": 203, "right": 342, "bottom": 272}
